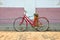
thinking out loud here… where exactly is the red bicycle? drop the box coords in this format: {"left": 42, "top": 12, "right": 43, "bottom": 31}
{"left": 13, "top": 13, "right": 49, "bottom": 31}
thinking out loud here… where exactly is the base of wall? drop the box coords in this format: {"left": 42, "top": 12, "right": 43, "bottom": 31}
{"left": 0, "top": 23, "right": 60, "bottom": 31}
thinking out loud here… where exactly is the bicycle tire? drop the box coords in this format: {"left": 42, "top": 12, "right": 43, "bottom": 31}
{"left": 13, "top": 17, "right": 26, "bottom": 32}
{"left": 36, "top": 17, "right": 49, "bottom": 31}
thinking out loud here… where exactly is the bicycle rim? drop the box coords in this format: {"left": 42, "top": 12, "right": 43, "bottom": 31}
{"left": 37, "top": 17, "right": 49, "bottom": 31}
{"left": 13, "top": 17, "right": 26, "bottom": 32}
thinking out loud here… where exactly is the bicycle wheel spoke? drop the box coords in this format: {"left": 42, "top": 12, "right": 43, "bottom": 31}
{"left": 13, "top": 17, "right": 26, "bottom": 32}
{"left": 36, "top": 17, "right": 49, "bottom": 31}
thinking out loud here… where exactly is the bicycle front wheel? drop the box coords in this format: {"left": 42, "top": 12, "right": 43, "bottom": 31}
{"left": 13, "top": 17, "right": 26, "bottom": 32}
{"left": 36, "top": 17, "right": 49, "bottom": 31}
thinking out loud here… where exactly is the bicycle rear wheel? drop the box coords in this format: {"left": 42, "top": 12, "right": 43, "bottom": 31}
{"left": 36, "top": 17, "right": 49, "bottom": 31}
{"left": 13, "top": 17, "right": 26, "bottom": 32}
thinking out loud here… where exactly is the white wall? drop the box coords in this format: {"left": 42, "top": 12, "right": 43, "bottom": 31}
{"left": 0, "top": 0, "right": 60, "bottom": 18}
{"left": 0, "top": 0, "right": 59, "bottom": 7}
{"left": 24, "top": 0, "right": 35, "bottom": 19}
{"left": 36, "top": 0, "right": 60, "bottom": 8}
{"left": 0, "top": 0, "right": 24, "bottom": 7}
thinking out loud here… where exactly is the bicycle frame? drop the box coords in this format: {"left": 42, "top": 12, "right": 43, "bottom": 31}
{"left": 20, "top": 14, "right": 49, "bottom": 26}
{"left": 20, "top": 14, "right": 34, "bottom": 27}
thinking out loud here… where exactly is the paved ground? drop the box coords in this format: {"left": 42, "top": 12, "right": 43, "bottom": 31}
{"left": 0, "top": 23, "right": 60, "bottom": 31}
{"left": 0, "top": 32, "right": 60, "bottom": 40}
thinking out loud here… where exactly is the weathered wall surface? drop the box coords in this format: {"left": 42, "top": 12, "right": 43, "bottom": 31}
{"left": 36, "top": 8, "right": 60, "bottom": 23}
{"left": 0, "top": 7, "right": 24, "bottom": 24}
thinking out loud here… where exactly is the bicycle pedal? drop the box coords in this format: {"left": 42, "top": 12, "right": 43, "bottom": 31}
{"left": 34, "top": 27, "right": 37, "bottom": 28}
{"left": 35, "top": 28, "right": 39, "bottom": 31}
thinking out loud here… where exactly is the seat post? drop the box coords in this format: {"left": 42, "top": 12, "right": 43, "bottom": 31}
{"left": 33, "top": 13, "right": 39, "bottom": 27}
